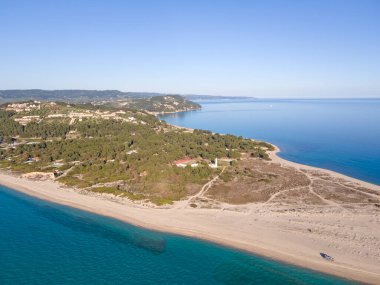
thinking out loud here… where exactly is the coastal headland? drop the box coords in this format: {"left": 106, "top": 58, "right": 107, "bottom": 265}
{"left": 1, "top": 144, "right": 379, "bottom": 284}
{"left": 0, "top": 98, "right": 380, "bottom": 284}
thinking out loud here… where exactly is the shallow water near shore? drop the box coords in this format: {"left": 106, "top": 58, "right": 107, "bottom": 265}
{"left": 0, "top": 185, "right": 356, "bottom": 284}
{"left": 160, "top": 99, "right": 380, "bottom": 185}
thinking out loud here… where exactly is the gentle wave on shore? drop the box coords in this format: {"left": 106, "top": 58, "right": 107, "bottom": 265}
{"left": 0, "top": 185, "right": 356, "bottom": 284}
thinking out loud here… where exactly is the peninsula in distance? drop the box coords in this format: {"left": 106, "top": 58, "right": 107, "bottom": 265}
{"left": 0, "top": 90, "right": 379, "bottom": 284}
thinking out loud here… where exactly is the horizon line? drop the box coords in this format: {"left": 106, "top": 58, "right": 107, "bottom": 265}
{"left": 1, "top": 89, "right": 379, "bottom": 100}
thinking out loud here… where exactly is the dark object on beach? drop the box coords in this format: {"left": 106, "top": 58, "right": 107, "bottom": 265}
{"left": 320, "top": 252, "right": 334, "bottom": 261}
{"left": 54, "top": 170, "right": 64, "bottom": 177}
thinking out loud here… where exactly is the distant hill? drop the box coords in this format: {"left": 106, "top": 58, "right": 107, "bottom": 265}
{"left": 0, "top": 90, "right": 254, "bottom": 103}
{"left": 0, "top": 90, "right": 165, "bottom": 103}
{"left": 0, "top": 90, "right": 201, "bottom": 113}
{"left": 104, "top": 95, "right": 201, "bottom": 114}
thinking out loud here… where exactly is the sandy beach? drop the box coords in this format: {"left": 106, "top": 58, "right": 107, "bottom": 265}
{"left": 1, "top": 148, "right": 380, "bottom": 284}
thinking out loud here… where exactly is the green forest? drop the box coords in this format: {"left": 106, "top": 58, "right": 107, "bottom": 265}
{"left": 0, "top": 102, "right": 273, "bottom": 205}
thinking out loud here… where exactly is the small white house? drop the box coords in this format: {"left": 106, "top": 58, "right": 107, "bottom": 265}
{"left": 209, "top": 158, "right": 218, "bottom": 168}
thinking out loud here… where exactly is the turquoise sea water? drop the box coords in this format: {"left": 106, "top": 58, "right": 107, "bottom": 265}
{"left": 160, "top": 99, "right": 380, "bottom": 185}
{"left": 0, "top": 185, "right": 356, "bottom": 285}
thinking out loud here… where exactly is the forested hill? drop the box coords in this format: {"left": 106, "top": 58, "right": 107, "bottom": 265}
{"left": 0, "top": 101, "right": 273, "bottom": 205}
{"left": 0, "top": 90, "right": 162, "bottom": 102}
{"left": 0, "top": 90, "right": 201, "bottom": 113}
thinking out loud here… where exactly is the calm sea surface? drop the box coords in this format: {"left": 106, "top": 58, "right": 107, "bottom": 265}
{"left": 0, "top": 186, "right": 356, "bottom": 284}
{"left": 160, "top": 99, "right": 380, "bottom": 185}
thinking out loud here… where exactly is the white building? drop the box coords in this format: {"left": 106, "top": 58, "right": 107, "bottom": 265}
{"left": 209, "top": 158, "right": 218, "bottom": 168}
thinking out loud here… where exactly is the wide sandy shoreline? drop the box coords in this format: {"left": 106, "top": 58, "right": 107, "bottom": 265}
{"left": 1, "top": 147, "right": 380, "bottom": 284}
{"left": 269, "top": 145, "right": 380, "bottom": 191}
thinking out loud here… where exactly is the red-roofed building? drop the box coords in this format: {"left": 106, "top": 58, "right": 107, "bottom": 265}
{"left": 174, "top": 158, "right": 198, "bottom": 168}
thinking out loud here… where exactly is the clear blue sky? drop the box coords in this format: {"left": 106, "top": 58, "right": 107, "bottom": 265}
{"left": 1, "top": 0, "right": 379, "bottom": 98}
